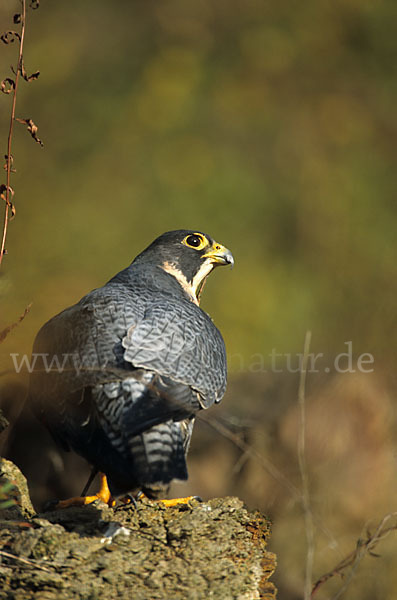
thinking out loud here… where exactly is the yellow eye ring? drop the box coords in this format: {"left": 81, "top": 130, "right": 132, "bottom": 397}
{"left": 182, "top": 233, "right": 208, "bottom": 251}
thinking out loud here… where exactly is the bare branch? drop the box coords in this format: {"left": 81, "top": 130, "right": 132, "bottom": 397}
{"left": 311, "top": 512, "right": 397, "bottom": 598}
{"left": 0, "top": 1, "right": 26, "bottom": 266}
{"left": 0, "top": 0, "right": 42, "bottom": 266}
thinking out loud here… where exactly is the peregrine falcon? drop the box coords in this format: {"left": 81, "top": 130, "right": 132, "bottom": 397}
{"left": 30, "top": 230, "right": 233, "bottom": 506}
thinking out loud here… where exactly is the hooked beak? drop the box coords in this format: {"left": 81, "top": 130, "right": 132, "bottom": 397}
{"left": 202, "top": 242, "right": 234, "bottom": 267}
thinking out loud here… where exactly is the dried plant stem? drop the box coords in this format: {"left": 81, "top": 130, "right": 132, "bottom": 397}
{"left": 199, "top": 412, "right": 338, "bottom": 549}
{"left": 0, "top": 302, "right": 31, "bottom": 343}
{"left": 312, "top": 512, "right": 397, "bottom": 598}
{"left": 298, "top": 330, "right": 314, "bottom": 600}
{"left": 200, "top": 413, "right": 301, "bottom": 500}
{"left": 0, "top": 0, "right": 26, "bottom": 267}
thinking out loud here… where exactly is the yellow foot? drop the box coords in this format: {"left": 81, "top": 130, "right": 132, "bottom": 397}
{"left": 50, "top": 473, "right": 115, "bottom": 509}
{"left": 137, "top": 492, "right": 202, "bottom": 507}
{"left": 157, "top": 496, "right": 202, "bottom": 507}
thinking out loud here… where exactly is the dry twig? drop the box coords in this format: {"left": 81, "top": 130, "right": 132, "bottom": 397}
{"left": 311, "top": 512, "right": 397, "bottom": 598}
{"left": 0, "top": 303, "right": 32, "bottom": 343}
{"left": 298, "top": 331, "right": 314, "bottom": 599}
{"left": 0, "top": 549, "right": 51, "bottom": 572}
{"left": 199, "top": 411, "right": 338, "bottom": 550}
{"left": 199, "top": 413, "right": 301, "bottom": 500}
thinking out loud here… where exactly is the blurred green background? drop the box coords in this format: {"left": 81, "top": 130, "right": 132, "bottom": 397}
{"left": 1, "top": 1, "right": 397, "bottom": 598}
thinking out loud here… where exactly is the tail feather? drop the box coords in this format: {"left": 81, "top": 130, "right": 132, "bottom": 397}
{"left": 127, "top": 420, "right": 188, "bottom": 487}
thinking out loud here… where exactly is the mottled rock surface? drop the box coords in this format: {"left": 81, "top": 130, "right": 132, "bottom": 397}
{"left": 0, "top": 458, "right": 35, "bottom": 518}
{"left": 0, "top": 461, "right": 276, "bottom": 599}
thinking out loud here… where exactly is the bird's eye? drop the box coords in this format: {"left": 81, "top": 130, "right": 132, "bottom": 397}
{"left": 186, "top": 235, "right": 202, "bottom": 247}
{"left": 183, "top": 234, "right": 207, "bottom": 250}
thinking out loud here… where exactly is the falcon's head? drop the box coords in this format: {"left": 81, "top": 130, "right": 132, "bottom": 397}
{"left": 133, "top": 230, "right": 234, "bottom": 304}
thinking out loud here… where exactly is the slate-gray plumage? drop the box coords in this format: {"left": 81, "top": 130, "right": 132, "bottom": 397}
{"left": 30, "top": 230, "right": 233, "bottom": 499}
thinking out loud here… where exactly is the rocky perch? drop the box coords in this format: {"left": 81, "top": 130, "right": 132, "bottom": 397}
{"left": 0, "top": 459, "right": 276, "bottom": 599}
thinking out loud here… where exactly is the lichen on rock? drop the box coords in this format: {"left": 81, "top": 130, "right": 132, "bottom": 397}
{"left": 0, "top": 461, "right": 276, "bottom": 599}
